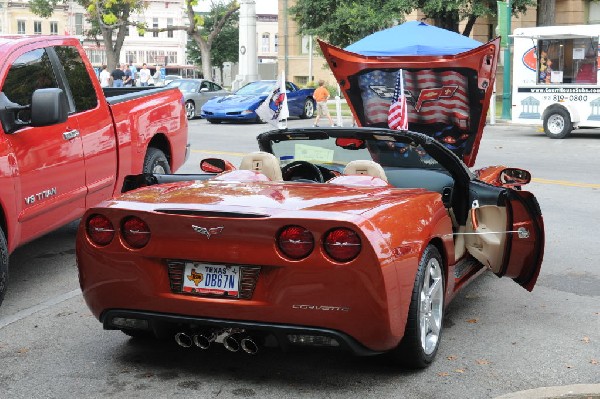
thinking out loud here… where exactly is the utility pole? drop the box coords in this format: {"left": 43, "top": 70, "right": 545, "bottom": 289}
{"left": 501, "top": 0, "right": 512, "bottom": 120}
{"left": 232, "top": 0, "right": 258, "bottom": 91}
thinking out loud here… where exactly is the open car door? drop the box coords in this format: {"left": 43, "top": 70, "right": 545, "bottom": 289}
{"left": 464, "top": 182, "right": 544, "bottom": 291}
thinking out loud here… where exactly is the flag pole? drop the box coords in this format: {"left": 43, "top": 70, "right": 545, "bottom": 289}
{"left": 278, "top": 70, "right": 288, "bottom": 129}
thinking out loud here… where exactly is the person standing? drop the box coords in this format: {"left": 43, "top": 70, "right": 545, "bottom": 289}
{"left": 111, "top": 65, "right": 125, "bottom": 88}
{"left": 139, "top": 63, "right": 151, "bottom": 86}
{"left": 123, "top": 64, "right": 133, "bottom": 87}
{"left": 313, "top": 80, "right": 335, "bottom": 127}
{"left": 99, "top": 65, "right": 111, "bottom": 88}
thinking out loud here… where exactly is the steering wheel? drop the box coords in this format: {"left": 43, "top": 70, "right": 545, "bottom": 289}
{"left": 281, "top": 161, "right": 324, "bottom": 183}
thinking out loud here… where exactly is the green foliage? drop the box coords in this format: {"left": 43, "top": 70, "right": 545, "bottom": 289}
{"left": 187, "top": 2, "right": 239, "bottom": 70}
{"left": 290, "top": 0, "right": 412, "bottom": 47}
{"left": 291, "top": 0, "right": 534, "bottom": 45}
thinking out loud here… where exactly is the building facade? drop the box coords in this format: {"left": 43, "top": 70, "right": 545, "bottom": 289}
{"left": 0, "top": 0, "right": 193, "bottom": 75}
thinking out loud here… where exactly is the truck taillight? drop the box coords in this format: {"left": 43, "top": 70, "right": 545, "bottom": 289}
{"left": 277, "top": 225, "right": 314, "bottom": 260}
{"left": 323, "top": 228, "right": 361, "bottom": 262}
{"left": 121, "top": 216, "right": 151, "bottom": 249}
{"left": 87, "top": 214, "right": 115, "bottom": 246}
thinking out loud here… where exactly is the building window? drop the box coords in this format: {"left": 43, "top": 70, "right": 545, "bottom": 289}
{"left": 274, "top": 34, "right": 278, "bottom": 52}
{"left": 147, "top": 50, "right": 158, "bottom": 64}
{"left": 17, "top": 20, "right": 26, "bottom": 34}
{"left": 75, "top": 13, "right": 83, "bottom": 35}
{"left": 34, "top": 21, "right": 42, "bottom": 35}
{"left": 50, "top": 21, "right": 58, "bottom": 35}
{"left": 125, "top": 50, "right": 137, "bottom": 64}
{"left": 167, "top": 18, "right": 173, "bottom": 38}
{"left": 166, "top": 51, "right": 177, "bottom": 64}
{"left": 86, "top": 49, "right": 106, "bottom": 66}
{"left": 262, "top": 33, "right": 270, "bottom": 53}
{"left": 295, "top": 76, "right": 309, "bottom": 86}
{"left": 153, "top": 18, "right": 158, "bottom": 38}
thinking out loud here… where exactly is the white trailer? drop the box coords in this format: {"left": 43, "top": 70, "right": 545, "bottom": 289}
{"left": 512, "top": 24, "right": 600, "bottom": 138}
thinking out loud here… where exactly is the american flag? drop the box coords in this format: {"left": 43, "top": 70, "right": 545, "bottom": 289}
{"left": 359, "top": 69, "right": 470, "bottom": 128}
{"left": 388, "top": 70, "right": 408, "bottom": 130}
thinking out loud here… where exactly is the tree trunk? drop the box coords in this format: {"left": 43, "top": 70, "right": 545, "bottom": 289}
{"left": 537, "top": 0, "right": 555, "bottom": 26}
{"left": 198, "top": 38, "right": 212, "bottom": 79}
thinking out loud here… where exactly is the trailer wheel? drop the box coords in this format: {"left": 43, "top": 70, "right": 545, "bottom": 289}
{"left": 543, "top": 108, "right": 573, "bottom": 139}
{"left": 0, "top": 228, "right": 8, "bottom": 307}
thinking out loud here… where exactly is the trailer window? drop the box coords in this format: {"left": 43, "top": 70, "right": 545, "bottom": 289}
{"left": 538, "top": 38, "right": 598, "bottom": 84}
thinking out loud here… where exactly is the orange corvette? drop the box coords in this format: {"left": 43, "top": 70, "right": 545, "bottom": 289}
{"left": 76, "top": 38, "right": 544, "bottom": 368}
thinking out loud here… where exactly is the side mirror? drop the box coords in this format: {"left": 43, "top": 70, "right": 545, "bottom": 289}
{"left": 499, "top": 168, "right": 531, "bottom": 187}
{"left": 200, "top": 158, "right": 236, "bottom": 173}
{"left": 31, "top": 88, "right": 68, "bottom": 127}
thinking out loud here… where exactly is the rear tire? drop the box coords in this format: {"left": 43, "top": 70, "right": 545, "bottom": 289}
{"left": 300, "top": 99, "right": 315, "bottom": 119}
{"left": 543, "top": 108, "right": 572, "bottom": 139}
{"left": 143, "top": 148, "right": 171, "bottom": 174}
{"left": 0, "top": 228, "right": 8, "bottom": 307}
{"left": 390, "top": 245, "right": 444, "bottom": 368}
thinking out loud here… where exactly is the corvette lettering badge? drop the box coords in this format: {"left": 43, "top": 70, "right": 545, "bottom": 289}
{"left": 192, "top": 225, "right": 224, "bottom": 239}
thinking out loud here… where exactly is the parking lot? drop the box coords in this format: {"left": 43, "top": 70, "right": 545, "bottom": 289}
{"left": 0, "top": 119, "right": 598, "bottom": 399}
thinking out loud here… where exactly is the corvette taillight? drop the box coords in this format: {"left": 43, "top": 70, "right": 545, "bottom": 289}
{"left": 121, "top": 216, "right": 151, "bottom": 249}
{"left": 277, "top": 225, "right": 314, "bottom": 260}
{"left": 324, "top": 228, "right": 361, "bottom": 262}
{"left": 87, "top": 214, "right": 115, "bottom": 246}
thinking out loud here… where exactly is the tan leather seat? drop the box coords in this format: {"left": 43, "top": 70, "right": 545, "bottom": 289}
{"left": 239, "top": 151, "right": 283, "bottom": 181}
{"left": 343, "top": 160, "right": 388, "bottom": 182}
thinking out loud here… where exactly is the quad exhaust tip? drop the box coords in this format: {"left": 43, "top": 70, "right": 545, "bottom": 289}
{"left": 174, "top": 330, "right": 259, "bottom": 354}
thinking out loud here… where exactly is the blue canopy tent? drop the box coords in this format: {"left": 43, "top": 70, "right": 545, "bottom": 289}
{"left": 345, "top": 21, "right": 481, "bottom": 56}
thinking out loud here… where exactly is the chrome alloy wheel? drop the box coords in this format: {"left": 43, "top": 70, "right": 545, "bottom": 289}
{"left": 304, "top": 100, "right": 314, "bottom": 117}
{"left": 185, "top": 101, "right": 195, "bottom": 120}
{"left": 419, "top": 257, "right": 443, "bottom": 355}
{"left": 547, "top": 113, "right": 565, "bottom": 135}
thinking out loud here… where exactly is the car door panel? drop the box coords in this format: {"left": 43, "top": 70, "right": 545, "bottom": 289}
{"left": 464, "top": 182, "right": 544, "bottom": 291}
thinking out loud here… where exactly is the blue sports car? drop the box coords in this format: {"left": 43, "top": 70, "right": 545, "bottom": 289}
{"left": 200, "top": 80, "right": 316, "bottom": 123}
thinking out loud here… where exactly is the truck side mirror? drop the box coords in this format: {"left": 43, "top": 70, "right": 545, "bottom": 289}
{"left": 31, "top": 88, "right": 68, "bottom": 127}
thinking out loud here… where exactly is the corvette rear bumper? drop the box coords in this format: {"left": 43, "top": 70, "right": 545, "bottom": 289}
{"left": 101, "top": 309, "right": 383, "bottom": 356}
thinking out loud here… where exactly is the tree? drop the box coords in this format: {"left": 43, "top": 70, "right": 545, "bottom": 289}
{"left": 186, "top": 10, "right": 239, "bottom": 75}
{"left": 290, "top": 0, "right": 535, "bottom": 47}
{"left": 143, "top": 0, "right": 239, "bottom": 79}
{"left": 30, "top": 0, "right": 145, "bottom": 70}
{"left": 536, "top": 0, "right": 555, "bottom": 26}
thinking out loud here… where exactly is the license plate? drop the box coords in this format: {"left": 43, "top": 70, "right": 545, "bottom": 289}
{"left": 182, "top": 263, "right": 240, "bottom": 297}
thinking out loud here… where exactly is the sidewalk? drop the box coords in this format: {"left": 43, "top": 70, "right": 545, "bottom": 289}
{"left": 495, "top": 384, "right": 600, "bottom": 399}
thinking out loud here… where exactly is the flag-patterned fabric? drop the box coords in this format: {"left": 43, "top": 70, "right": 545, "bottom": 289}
{"left": 388, "top": 70, "right": 408, "bottom": 130}
{"left": 256, "top": 71, "right": 289, "bottom": 127}
{"left": 358, "top": 69, "right": 470, "bottom": 129}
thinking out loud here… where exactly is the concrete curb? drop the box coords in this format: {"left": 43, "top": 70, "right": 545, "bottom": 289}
{"left": 495, "top": 384, "right": 600, "bottom": 399}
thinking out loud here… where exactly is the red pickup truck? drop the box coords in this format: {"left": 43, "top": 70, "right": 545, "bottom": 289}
{"left": 0, "top": 36, "right": 189, "bottom": 305}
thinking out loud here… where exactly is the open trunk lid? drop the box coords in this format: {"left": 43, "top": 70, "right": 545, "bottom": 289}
{"left": 319, "top": 38, "right": 500, "bottom": 167}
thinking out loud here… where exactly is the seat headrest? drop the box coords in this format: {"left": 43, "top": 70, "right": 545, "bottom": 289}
{"left": 239, "top": 151, "right": 283, "bottom": 181}
{"left": 343, "top": 160, "right": 388, "bottom": 182}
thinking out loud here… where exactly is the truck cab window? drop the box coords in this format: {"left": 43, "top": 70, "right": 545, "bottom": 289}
{"left": 54, "top": 46, "right": 98, "bottom": 112}
{"left": 3, "top": 49, "right": 58, "bottom": 109}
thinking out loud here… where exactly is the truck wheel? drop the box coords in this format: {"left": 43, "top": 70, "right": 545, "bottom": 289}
{"left": 185, "top": 101, "right": 196, "bottom": 120}
{"left": 144, "top": 148, "right": 171, "bottom": 174}
{"left": 300, "top": 99, "right": 315, "bottom": 119}
{"left": 0, "top": 228, "right": 8, "bottom": 307}
{"left": 543, "top": 108, "right": 573, "bottom": 139}
{"left": 389, "top": 245, "right": 444, "bottom": 368}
